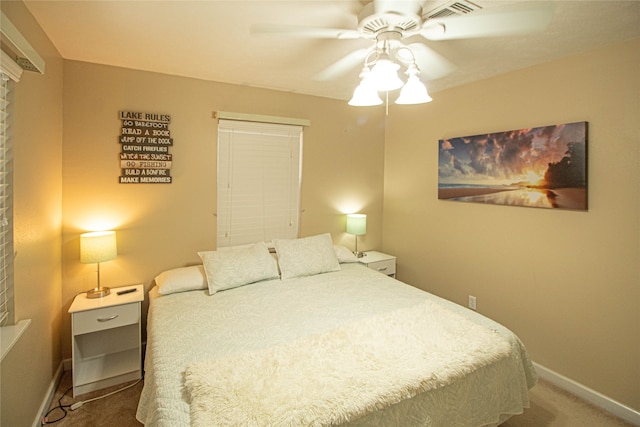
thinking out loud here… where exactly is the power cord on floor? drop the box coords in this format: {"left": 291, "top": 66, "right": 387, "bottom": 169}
{"left": 40, "top": 386, "right": 73, "bottom": 424}
{"left": 41, "top": 378, "right": 143, "bottom": 425}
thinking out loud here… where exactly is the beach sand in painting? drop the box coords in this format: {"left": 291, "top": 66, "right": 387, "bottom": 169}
{"left": 546, "top": 188, "right": 587, "bottom": 210}
{"left": 439, "top": 187, "right": 587, "bottom": 210}
{"left": 439, "top": 187, "right": 513, "bottom": 199}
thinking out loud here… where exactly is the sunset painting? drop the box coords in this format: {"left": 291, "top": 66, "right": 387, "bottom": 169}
{"left": 438, "top": 122, "right": 587, "bottom": 210}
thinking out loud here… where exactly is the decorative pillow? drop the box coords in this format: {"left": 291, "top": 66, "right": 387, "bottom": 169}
{"left": 273, "top": 233, "right": 340, "bottom": 279}
{"left": 198, "top": 241, "right": 280, "bottom": 295}
{"left": 155, "top": 265, "right": 208, "bottom": 295}
{"left": 334, "top": 245, "right": 359, "bottom": 263}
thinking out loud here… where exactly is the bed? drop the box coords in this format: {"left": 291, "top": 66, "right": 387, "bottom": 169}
{"left": 136, "top": 234, "right": 536, "bottom": 426}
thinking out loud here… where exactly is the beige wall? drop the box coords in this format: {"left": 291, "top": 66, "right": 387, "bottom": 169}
{"left": 60, "top": 61, "right": 386, "bottom": 359}
{"left": 383, "top": 38, "right": 640, "bottom": 410}
{"left": 0, "top": 2, "right": 64, "bottom": 426}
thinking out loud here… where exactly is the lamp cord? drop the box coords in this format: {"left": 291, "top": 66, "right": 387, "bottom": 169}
{"left": 41, "top": 378, "right": 142, "bottom": 425}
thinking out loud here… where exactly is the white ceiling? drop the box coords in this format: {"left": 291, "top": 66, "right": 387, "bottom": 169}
{"left": 23, "top": 0, "right": 640, "bottom": 101}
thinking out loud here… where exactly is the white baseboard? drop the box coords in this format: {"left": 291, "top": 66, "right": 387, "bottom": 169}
{"left": 534, "top": 362, "right": 640, "bottom": 426}
{"left": 32, "top": 361, "right": 65, "bottom": 427}
{"left": 62, "top": 357, "right": 72, "bottom": 372}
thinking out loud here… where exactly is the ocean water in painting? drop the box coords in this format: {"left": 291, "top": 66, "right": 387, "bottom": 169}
{"left": 450, "top": 187, "right": 554, "bottom": 208}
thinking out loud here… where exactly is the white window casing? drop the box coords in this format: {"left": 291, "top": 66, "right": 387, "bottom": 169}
{"left": 0, "top": 70, "right": 15, "bottom": 326}
{"left": 217, "top": 119, "right": 303, "bottom": 247}
{"left": 0, "top": 12, "right": 43, "bottom": 354}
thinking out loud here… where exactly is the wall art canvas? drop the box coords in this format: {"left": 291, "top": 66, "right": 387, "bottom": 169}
{"left": 438, "top": 121, "right": 587, "bottom": 210}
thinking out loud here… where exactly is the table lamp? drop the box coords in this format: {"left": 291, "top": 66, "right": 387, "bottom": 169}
{"left": 346, "top": 214, "right": 366, "bottom": 258}
{"left": 80, "top": 230, "right": 117, "bottom": 298}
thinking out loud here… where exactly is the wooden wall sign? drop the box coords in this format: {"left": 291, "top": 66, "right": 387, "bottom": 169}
{"left": 118, "top": 111, "right": 173, "bottom": 184}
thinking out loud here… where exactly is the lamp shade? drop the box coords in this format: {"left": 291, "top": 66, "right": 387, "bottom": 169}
{"left": 346, "top": 214, "right": 367, "bottom": 236}
{"left": 369, "top": 59, "right": 404, "bottom": 91}
{"left": 349, "top": 67, "right": 383, "bottom": 106}
{"left": 348, "top": 82, "right": 383, "bottom": 106}
{"left": 395, "top": 73, "right": 432, "bottom": 105}
{"left": 80, "top": 231, "right": 117, "bottom": 264}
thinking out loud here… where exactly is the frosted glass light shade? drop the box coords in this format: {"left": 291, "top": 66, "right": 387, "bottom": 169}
{"left": 80, "top": 231, "right": 117, "bottom": 264}
{"left": 346, "top": 214, "right": 367, "bottom": 235}
{"left": 349, "top": 82, "right": 383, "bottom": 106}
{"left": 349, "top": 67, "right": 383, "bottom": 106}
{"left": 396, "top": 74, "right": 432, "bottom": 105}
{"left": 369, "top": 59, "right": 403, "bottom": 91}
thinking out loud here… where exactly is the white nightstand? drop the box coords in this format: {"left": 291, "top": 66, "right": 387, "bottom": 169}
{"left": 68, "top": 284, "right": 144, "bottom": 397}
{"left": 358, "top": 251, "right": 396, "bottom": 278}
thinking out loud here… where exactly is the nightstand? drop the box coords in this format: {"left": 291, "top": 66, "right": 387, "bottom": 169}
{"left": 68, "top": 284, "right": 144, "bottom": 397}
{"left": 358, "top": 251, "right": 396, "bottom": 277}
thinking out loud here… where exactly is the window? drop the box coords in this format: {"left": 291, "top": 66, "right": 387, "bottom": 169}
{"left": 0, "top": 67, "right": 15, "bottom": 326}
{"left": 217, "top": 119, "right": 303, "bottom": 247}
{"left": 1, "top": 13, "right": 44, "bottom": 345}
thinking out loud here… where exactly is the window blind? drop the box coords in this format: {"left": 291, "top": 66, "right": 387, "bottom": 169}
{"left": 0, "top": 72, "right": 15, "bottom": 326}
{"left": 217, "top": 119, "right": 302, "bottom": 247}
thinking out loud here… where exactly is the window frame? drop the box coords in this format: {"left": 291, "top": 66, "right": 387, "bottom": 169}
{"left": 216, "top": 119, "right": 303, "bottom": 248}
{"left": 0, "top": 61, "right": 17, "bottom": 327}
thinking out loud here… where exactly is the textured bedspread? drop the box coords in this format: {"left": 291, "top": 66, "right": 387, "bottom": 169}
{"left": 136, "top": 264, "right": 536, "bottom": 426}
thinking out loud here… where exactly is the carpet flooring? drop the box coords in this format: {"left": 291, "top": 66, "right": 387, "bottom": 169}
{"left": 43, "top": 370, "right": 634, "bottom": 426}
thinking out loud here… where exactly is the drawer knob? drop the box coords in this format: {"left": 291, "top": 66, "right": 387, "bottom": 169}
{"left": 377, "top": 266, "right": 388, "bottom": 271}
{"left": 97, "top": 314, "right": 119, "bottom": 322}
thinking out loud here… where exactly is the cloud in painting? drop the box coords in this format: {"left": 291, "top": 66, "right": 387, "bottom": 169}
{"left": 438, "top": 122, "right": 586, "bottom": 186}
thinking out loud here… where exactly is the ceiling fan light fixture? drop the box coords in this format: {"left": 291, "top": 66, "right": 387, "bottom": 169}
{"left": 369, "top": 59, "right": 404, "bottom": 91}
{"left": 396, "top": 63, "right": 432, "bottom": 105}
{"left": 395, "top": 73, "right": 432, "bottom": 104}
{"left": 349, "top": 82, "right": 384, "bottom": 106}
{"left": 348, "top": 40, "right": 435, "bottom": 107}
{"left": 348, "top": 67, "right": 383, "bottom": 106}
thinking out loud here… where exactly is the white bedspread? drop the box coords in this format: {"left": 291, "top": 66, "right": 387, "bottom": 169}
{"left": 136, "top": 264, "right": 536, "bottom": 427}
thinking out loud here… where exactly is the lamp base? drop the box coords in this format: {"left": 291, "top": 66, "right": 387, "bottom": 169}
{"left": 354, "top": 251, "right": 365, "bottom": 258}
{"left": 86, "top": 286, "right": 110, "bottom": 299}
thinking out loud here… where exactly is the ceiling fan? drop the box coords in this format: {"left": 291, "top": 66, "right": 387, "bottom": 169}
{"left": 251, "top": 0, "right": 554, "bottom": 104}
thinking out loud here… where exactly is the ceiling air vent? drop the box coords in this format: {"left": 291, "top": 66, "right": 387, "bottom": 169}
{"left": 425, "top": 0, "right": 482, "bottom": 19}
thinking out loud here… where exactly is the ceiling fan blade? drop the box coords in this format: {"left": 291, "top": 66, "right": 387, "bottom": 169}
{"left": 407, "top": 43, "right": 456, "bottom": 80}
{"left": 421, "top": 2, "right": 555, "bottom": 40}
{"left": 314, "top": 48, "right": 370, "bottom": 81}
{"left": 250, "top": 23, "right": 361, "bottom": 39}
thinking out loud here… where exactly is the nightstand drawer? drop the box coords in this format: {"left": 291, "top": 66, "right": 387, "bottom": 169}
{"left": 367, "top": 259, "right": 396, "bottom": 276}
{"left": 73, "top": 303, "right": 139, "bottom": 335}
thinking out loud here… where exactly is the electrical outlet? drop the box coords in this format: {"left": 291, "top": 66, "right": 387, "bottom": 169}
{"left": 468, "top": 295, "right": 477, "bottom": 310}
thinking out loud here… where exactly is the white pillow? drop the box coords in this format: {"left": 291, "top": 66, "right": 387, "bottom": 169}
{"left": 273, "top": 233, "right": 340, "bottom": 279}
{"left": 155, "top": 265, "right": 208, "bottom": 295}
{"left": 334, "top": 245, "right": 359, "bottom": 263}
{"left": 198, "top": 241, "right": 280, "bottom": 295}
